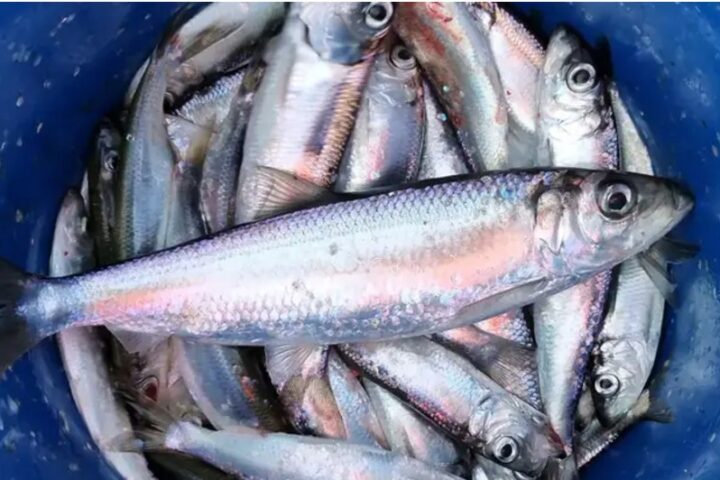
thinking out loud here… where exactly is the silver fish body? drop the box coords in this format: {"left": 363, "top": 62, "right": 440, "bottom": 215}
{"left": 166, "top": 2, "right": 285, "bottom": 104}
{"left": 174, "top": 69, "right": 247, "bottom": 131}
{"left": 53, "top": 190, "right": 156, "bottom": 480}
{"left": 475, "top": 309, "right": 534, "bottom": 349}
{"left": 335, "top": 40, "right": 425, "bottom": 192}
{"left": 327, "top": 349, "right": 388, "bottom": 447}
{"left": 589, "top": 85, "right": 665, "bottom": 426}
{"left": 87, "top": 119, "right": 121, "bottom": 266}
{"left": 16, "top": 170, "right": 690, "bottom": 339}
{"left": 116, "top": 45, "right": 177, "bottom": 259}
{"left": 418, "top": 82, "right": 469, "bottom": 180}
{"left": 395, "top": 2, "right": 508, "bottom": 171}
{"left": 432, "top": 326, "right": 541, "bottom": 410}
{"left": 468, "top": 3, "right": 544, "bottom": 165}
{"left": 340, "top": 338, "right": 561, "bottom": 476}
{"left": 364, "top": 379, "right": 462, "bottom": 471}
{"left": 0, "top": 169, "right": 692, "bottom": 372}
{"left": 533, "top": 27, "right": 619, "bottom": 451}
{"left": 174, "top": 339, "right": 285, "bottom": 431}
{"left": 472, "top": 454, "right": 533, "bottom": 480}
{"left": 159, "top": 421, "right": 462, "bottom": 480}
{"left": 200, "top": 66, "right": 262, "bottom": 234}
{"left": 236, "top": 3, "right": 392, "bottom": 223}
{"left": 165, "top": 115, "right": 212, "bottom": 169}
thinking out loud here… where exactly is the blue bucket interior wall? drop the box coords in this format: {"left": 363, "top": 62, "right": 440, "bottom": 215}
{"left": 0, "top": 4, "right": 717, "bottom": 479}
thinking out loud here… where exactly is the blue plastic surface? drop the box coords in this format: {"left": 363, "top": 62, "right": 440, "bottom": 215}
{"left": 0, "top": 3, "right": 717, "bottom": 479}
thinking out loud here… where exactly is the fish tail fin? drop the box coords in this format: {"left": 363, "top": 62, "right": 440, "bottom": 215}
{"left": 112, "top": 387, "right": 179, "bottom": 451}
{"left": 0, "top": 259, "right": 44, "bottom": 372}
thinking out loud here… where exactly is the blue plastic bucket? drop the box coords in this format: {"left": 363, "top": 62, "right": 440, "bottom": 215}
{"left": 0, "top": 3, "right": 716, "bottom": 479}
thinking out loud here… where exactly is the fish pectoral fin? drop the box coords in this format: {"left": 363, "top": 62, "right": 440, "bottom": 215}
{"left": 265, "top": 344, "right": 329, "bottom": 389}
{"left": 109, "top": 328, "right": 169, "bottom": 355}
{"left": 637, "top": 252, "right": 676, "bottom": 305}
{"left": 253, "top": 167, "right": 339, "bottom": 219}
{"left": 635, "top": 390, "right": 674, "bottom": 424}
{"left": 648, "top": 237, "right": 699, "bottom": 264}
{"left": 454, "top": 279, "right": 549, "bottom": 326}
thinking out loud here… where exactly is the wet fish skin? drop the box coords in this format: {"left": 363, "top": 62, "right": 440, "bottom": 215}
{"left": 2, "top": 170, "right": 691, "bottom": 357}
{"left": 432, "top": 326, "right": 542, "bottom": 411}
{"left": 266, "top": 345, "right": 346, "bottom": 438}
{"left": 468, "top": 2, "right": 544, "bottom": 155}
{"left": 364, "top": 378, "right": 462, "bottom": 471}
{"left": 87, "top": 119, "right": 122, "bottom": 266}
{"left": 589, "top": 85, "right": 665, "bottom": 427}
{"left": 475, "top": 309, "right": 534, "bottom": 349}
{"left": 472, "top": 453, "right": 534, "bottom": 480}
{"left": 340, "top": 338, "right": 561, "bottom": 476}
{"left": 395, "top": 2, "right": 508, "bottom": 172}
{"left": 236, "top": 3, "right": 391, "bottom": 223}
{"left": 418, "top": 81, "right": 469, "bottom": 180}
{"left": 536, "top": 28, "right": 618, "bottom": 170}
{"left": 155, "top": 421, "right": 463, "bottom": 480}
{"left": 327, "top": 349, "right": 389, "bottom": 448}
{"left": 335, "top": 39, "right": 425, "bottom": 192}
{"left": 174, "top": 338, "right": 286, "bottom": 431}
{"left": 115, "top": 44, "right": 177, "bottom": 259}
{"left": 533, "top": 27, "right": 619, "bottom": 452}
{"left": 174, "top": 69, "right": 247, "bottom": 131}
{"left": 53, "top": 190, "right": 156, "bottom": 480}
{"left": 200, "top": 66, "right": 262, "bottom": 234}
{"left": 166, "top": 2, "right": 286, "bottom": 104}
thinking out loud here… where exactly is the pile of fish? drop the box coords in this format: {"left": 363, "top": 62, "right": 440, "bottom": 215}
{"left": 0, "top": 3, "right": 695, "bottom": 479}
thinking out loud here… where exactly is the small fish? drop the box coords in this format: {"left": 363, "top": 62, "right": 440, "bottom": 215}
{"left": 127, "top": 419, "right": 463, "bottom": 480}
{"left": 165, "top": 2, "right": 286, "bottom": 104}
{"left": 432, "top": 326, "right": 542, "bottom": 410}
{"left": 200, "top": 65, "right": 263, "bottom": 234}
{"left": 174, "top": 338, "right": 286, "bottom": 431}
{"left": 0, "top": 169, "right": 692, "bottom": 371}
{"left": 265, "top": 344, "right": 346, "bottom": 439}
{"left": 236, "top": 2, "right": 393, "bottom": 223}
{"left": 468, "top": 2, "right": 544, "bottom": 163}
{"left": 340, "top": 338, "right": 562, "bottom": 476}
{"left": 395, "top": 2, "right": 508, "bottom": 171}
{"left": 418, "top": 81, "right": 470, "bottom": 180}
{"left": 364, "top": 378, "right": 462, "bottom": 472}
{"left": 576, "top": 390, "right": 671, "bottom": 467}
{"left": 115, "top": 36, "right": 178, "bottom": 260}
{"left": 52, "top": 190, "right": 155, "bottom": 480}
{"left": 327, "top": 349, "right": 388, "bottom": 447}
{"left": 589, "top": 85, "right": 666, "bottom": 427}
{"left": 173, "top": 69, "right": 247, "bottom": 131}
{"left": 533, "top": 27, "right": 619, "bottom": 452}
{"left": 87, "top": 119, "right": 121, "bottom": 266}
{"left": 335, "top": 39, "right": 425, "bottom": 192}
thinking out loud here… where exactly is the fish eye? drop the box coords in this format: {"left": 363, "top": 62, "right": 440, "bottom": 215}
{"left": 493, "top": 436, "right": 519, "bottom": 464}
{"left": 567, "top": 63, "right": 596, "bottom": 93}
{"left": 598, "top": 181, "right": 636, "bottom": 220}
{"left": 390, "top": 45, "right": 416, "bottom": 70}
{"left": 364, "top": 2, "right": 393, "bottom": 29}
{"left": 104, "top": 152, "right": 118, "bottom": 172}
{"left": 594, "top": 374, "right": 620, "bottom": 397}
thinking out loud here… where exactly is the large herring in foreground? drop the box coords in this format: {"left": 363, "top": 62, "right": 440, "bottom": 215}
{"left": 0, "top": 169, "right": 691, "bottom": 371}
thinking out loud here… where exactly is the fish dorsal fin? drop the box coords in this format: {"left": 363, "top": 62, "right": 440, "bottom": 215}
{"left": 253, "top": 167, "right": 339, "bottom": 220}
{"left": 637, "top": 252, "right": 676, "bottom": 305}
{"left": 265, "top": 344, "right": 328, "bottom": 390}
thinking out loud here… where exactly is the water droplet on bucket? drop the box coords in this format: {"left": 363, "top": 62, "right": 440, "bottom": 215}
{"left": 73, "top": 66, "right": 81, "bottom": 77}
{"left": 15, "top": 137, "right": 22, "bottom": 147}
{"left": 14, "top": 210, "right": 23, "bottom": 223}
{"left": 15, "top": 96, "right": 23, "bottom": 107}
{"left": 43, "top": 79, "right": 52, "bottom": 89}
{"left": 36, "top": 122, "right": 43, "bottom": 134}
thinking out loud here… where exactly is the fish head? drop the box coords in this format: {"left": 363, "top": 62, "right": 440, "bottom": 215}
{"left": 299, "top": 2, "right": 394, "bottom": 64}
{"left": 95, "top": 120, "right": 121, "bottom": 182}
{"left": 540, "top": 28, "right": 608, "bottom": 141}
{"left": 536, "top": 171, "right": 693, "bottom": 277}
{"left": 470, "top": 395, "right": 564, "bottom": 476}
{"left": 591, "top": 337, "right": 652, "bottom": 426}
{"left": 50, "top": 190, "right": 94, "bottom": 276}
